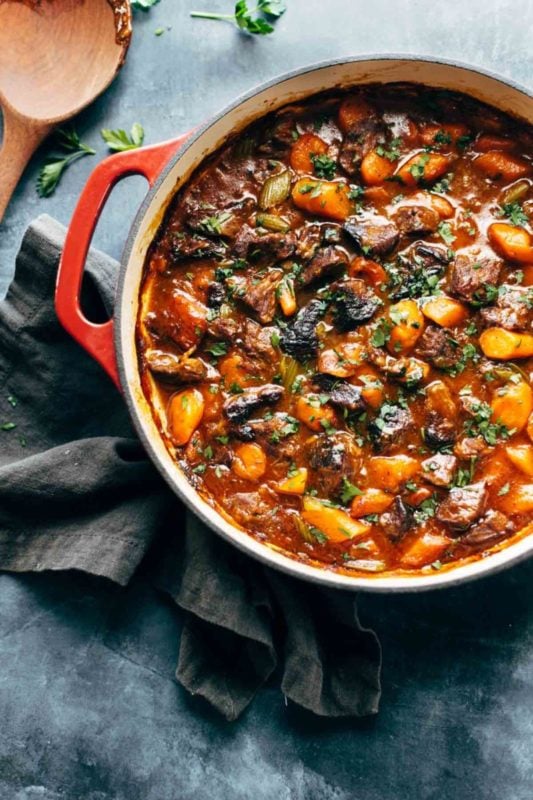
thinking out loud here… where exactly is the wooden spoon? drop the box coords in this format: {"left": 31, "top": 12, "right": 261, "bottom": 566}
{"left": 0, "top": 0, "right": 132, "bottom": 221}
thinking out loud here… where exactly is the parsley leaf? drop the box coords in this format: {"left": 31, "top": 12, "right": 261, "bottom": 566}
{"left": 311, "top": 154, "right": 336, "bottom": 180}
{"left": 497, "top": 483, "right": 510, "bottom": 496}
{"left": 205, "top": 341, "right": 228, "bottom": 358}
{"left": 498, "top": 202, "right": 529, "bottom": 228}
{"left": 37, "top": 128, "right": 95, "bottom": 198}
{"left": 101, "top": 123, "right": 145, "bottom": 152}
{"left": 191, "top": 0, "right": 285, "bottom": 35}
{"left": 371, "top": 317, "right": 393, "bottom": 347}
{"left": 437, "top": 221, "right": 456, "bottom": 246}
{"left": 340, "top": 478, "right": 363, "bottom": 505}
{"left": 464, "top": 400, "right": 511, "bottom": 446}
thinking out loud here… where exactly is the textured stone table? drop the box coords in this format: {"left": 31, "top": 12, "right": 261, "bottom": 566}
{"left": 1, "top": 1, "right": 533, "bottom": 798}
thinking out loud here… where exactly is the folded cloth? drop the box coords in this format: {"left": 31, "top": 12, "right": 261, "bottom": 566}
{"left": 0, "top": 215, "right": 381, "bottom": 720}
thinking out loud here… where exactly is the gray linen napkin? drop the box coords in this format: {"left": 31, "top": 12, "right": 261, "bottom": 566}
{"left": 0, "top": 214, "right": 381, "bottom": 720}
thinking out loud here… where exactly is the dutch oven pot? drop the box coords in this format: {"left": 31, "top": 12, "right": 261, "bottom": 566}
{"left": 56, "top": 56, "right": 533, "bottom": 592}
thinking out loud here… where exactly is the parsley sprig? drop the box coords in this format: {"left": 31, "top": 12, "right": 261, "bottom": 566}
{"left": 191, "top": 0, "right": 286, "bottom": 35}
{"left": 37, "top": 129, "right": 95, "bottom": 198}
{"left": 101, "top": 123, "right": 145, "bottom": 152}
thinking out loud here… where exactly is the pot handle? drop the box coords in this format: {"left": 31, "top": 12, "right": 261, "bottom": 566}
{"left": 55, "top": 134, "right": 190, "bottom": 389}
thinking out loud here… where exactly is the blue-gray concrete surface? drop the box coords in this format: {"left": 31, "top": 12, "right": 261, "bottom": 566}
{"left": 1, "top": 1, "right": 533, "bottom": 797}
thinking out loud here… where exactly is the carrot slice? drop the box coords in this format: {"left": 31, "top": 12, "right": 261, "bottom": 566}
{"left": 348, "top": 256, "right": 388, "bottom": 287}
{"left": 480, "top": 327, "right": 533, "bottom": 360}
{"left": 338, "top": 96, "right": 375, "bottom": 133}
{"left": 400, "top": 532, "right": 450, "bottom": 568}
{"left": 290, "top": 132, "right": 328, "bottom": 173}
{"left": 232, "top": 443, "right": 267, "bottom": 481}
{"left": 302, "top": 497, "right": 371, "bottom": 542}
{"left": 396, "top": 152, "right": 451, "bottom": 187}
{"left": 360, "top": 150, "right": 395, "bottom": 185}
{"left": 292, "top": 178, "right": 353, "bottom": 221}
{"left": 422, "top": 296, "right": 469, "bottom": 327}
{"left": 475, "top": 151, "right": 530, "bottom": 181}
{"left": 487, "top": 222, "right": 533, "bottom": 264}
{"left": 491, "top": 380, "right": 533, "bottom": 432}
{"left": 168, "top": 388, "right": 205, "bottom": 446}
{"left": 275, "top": 468, "right": 308, "bottom": 495}
{"left": 350, "top": 489, "right": 394, "bottom": 518}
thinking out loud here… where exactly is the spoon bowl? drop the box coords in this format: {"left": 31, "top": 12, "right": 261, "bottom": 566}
{"left": 0, "top": 0, "right": 131, "bottom": 220}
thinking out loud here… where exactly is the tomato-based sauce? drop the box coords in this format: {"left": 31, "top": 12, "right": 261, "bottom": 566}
{"left": 137, "top": 83, "right": 533, "bottom": 577}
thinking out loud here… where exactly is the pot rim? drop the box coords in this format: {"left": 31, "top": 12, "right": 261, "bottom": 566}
{"left": 115, "top": 53, "right": 533, "bottom": 592}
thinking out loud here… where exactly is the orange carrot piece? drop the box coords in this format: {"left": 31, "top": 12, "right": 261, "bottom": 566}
{"left": 491, "top": 380, "right": 533, "bottom": 432}
{"left": 487, "top": 222, "right": 533, "bottom": 264}
{"left": 232, "top": 443, "right": 267, "bottom": 481}
{"left": 289, "top": 132, "right": 328, "bottom": 173}
{"left": 474, "top": 151, "right": 530, "bottom": 181}
{"left": 348, "top": 256, "right": 388, "bottom": 287}
{"left": 338, "top": 96, "right": 375, "bottom": 133}
{"left": 302, "top": 497, "right": 371, "bottom": 542}
{"left": 275, "top": 468, "right": 308, "bottom": 495}
{"left": 360, "top": 150, "right": 395, "bottom": 185}
{"left": 400, "top": 532, "right": 450, "bottom": 568}
{"left": 367, "top": 455, "right": 420, "bottom": 491}
{"left": 296, "top": 394, "right": 338, "bottom": 432}
{"left": 168, "top": 388, "right": 205, "bottom": 446}
{"left": 292, "top": 178, "right": 353, "bottom": 221}
{"left": 396, "top": 152, "right": 451, "bottom": 187}
{"left": 422, "top": 296, "right": 469, "bottom": 327}
{"left": 350, "top": 488, "right": 394, "bottom": 518}
{"left": 387, "top": 299, "right": 425, "bottom": 354}
{"left": 480, "top": 327, "right": 533, "bottom": 360}
{"left": 419, "top": 122, "right": 469, "bottom": 146}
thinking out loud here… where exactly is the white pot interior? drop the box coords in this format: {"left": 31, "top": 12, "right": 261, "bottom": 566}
{"left": 117, "top": 57, "right": 533, "bottom": 591}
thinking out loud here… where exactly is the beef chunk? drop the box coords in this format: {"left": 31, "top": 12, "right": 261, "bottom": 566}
{"left": 421, "top": 453, "right": 457, "bottom": 487}
{"left": 171, "top": 233, "right": 227, "bottom": 261}
{"left": 236, "top": 412, "right": 299, "bottom": 460}
{"left": 368, "top": 402, "right": 414, "bottom": 451}
{"left": 145, "top": 290, "right": 208, "bottom": 351}
{"left": 388, "top": 242, "right": 450, "bottom": 301}
{"left": 416, "top": 325, "right": 458, "bottom": 369}
{"left": 338, "top": 122, "right": 381, "bottom": 176}
{"left": 229, "top": 269, "right": 283, "bottom": 324}
{"left": 207, "top": 316, "right": 240, "bottom": 342}
{"left": 296, "top": 224, "right": 322, "bottom": 261}
{"left": 453, "top": 436, "right": 490, "bottom": 459}
{"left": 450, "top": 253, "right": 502, "bottom": 305}
{"left": 305, "top": 432, "right": 361, "bottom": 498}
{"left": 300, "top": 246, "right": 349, "bottom": 286}
{"left": 223, "top": 384, "right": 284, "bottom": 423}
{"left": 394, "top": 205, "right": 440, "bottom": 236}
{"left": 279, "top": 299, "right": 326, "bottom": 359}
{"left": 145, "top": 349, "right": 213, "bottom": 384}
{"left": 332, "top": 278, "right": 381, "bottom": 330}
{"left": 233, "top": 224, "right": 296, "bottom": 263}
{"left": 242, "top": 319, "right": 277, "bottom": 361}
{"left": 258, "top": 114, "right": 297, "bottom": 155}
{"left": 424, "top": 411, "right": 457, "bottom": 450}
{"left": 207, "top": 282, "right": 225, "bottom": 308}
{"left": 225, "top": 489, "right": 275, "bottom": 527}
{"left": 344, "top": 217, "right": 399, "bottom": 257}
{"left": 461, "top": 510, "right": 513, "bottom": 547}
{"left": 311, "top": 374, "right": 366, "bottom": 413}
{"left": 369, "top": 350, "right": 428, "bottom": 387}
{"left": 379, "top": 497, "right": 412, "bottom": 542}
{"left": 480, "top": 285, "right": 533, "bottom": 331}
{"left": 436, "top": 481, "right": 488, "bottom": 529}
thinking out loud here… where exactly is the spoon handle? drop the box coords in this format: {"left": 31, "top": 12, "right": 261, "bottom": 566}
{"left": 0, "top": 106, "right": 52, "bottom": 222}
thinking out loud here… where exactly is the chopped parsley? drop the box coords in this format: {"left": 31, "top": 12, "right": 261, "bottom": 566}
{"left": 340, "top": 478, "right": 363, "bottom": 505}
{"left": 205, "top": 341, "right": 228, "bottom": 358}
{"left": 464, "top": 401, "right": 512, "bottom": 446}
{"left": 498, "top": 202, "right": 529, "bottom": 228}
{"left": 376, "top": 138, "right": 402, "bottom": 162}
{"left": 409, "top": 152, "right": 430, "bottom": 182}
{"left": 437, "top": 221, "right": 456, "bottom": 246}
{"left": 371, "top": 317, "right": 393, "bottom": 347}
{"left": 311, "top": 154, "right": 336, "bottom": 180}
